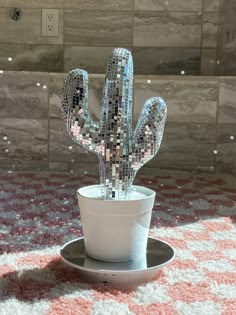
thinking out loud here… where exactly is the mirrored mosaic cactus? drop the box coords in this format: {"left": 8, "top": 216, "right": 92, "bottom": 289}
{"left": 62, "top": 48, "right": 167, "bottom": 200}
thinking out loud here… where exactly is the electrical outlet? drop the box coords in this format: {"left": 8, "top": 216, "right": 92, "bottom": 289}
{"left": 42, "top": 9, "right": 59, "bottom": 37}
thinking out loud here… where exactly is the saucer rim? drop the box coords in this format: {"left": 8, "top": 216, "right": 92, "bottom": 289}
{"left": 60, "top": 236, "right": 175, "bottom": 274}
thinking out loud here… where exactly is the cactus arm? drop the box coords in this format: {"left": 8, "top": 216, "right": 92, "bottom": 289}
{"left": 62, "top": 69, "right": 101, "bottom": 154}
{"left": 132, "top": 97, "right": 167, "bottom": 168}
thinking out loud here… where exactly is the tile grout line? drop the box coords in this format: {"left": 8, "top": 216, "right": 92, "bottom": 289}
{"left": 47, "top": 72, "right": 50, "bottom": 171}
{"left": 0, "top": 43, "right": 206, "bottom": 49}
{"left": 214, "top": 76, "right": 221, "bottom": 174}
{"left": 213, "top": 1, "right": 222, "bottom": 173}
{"left": 63, "top": 0, "right": 65, "bottom": 72}
{"left": 200, "top": 0, "right": 204, "bottom": 75}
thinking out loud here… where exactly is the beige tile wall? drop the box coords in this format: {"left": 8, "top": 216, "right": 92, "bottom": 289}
{"left": 0, "top": 71, "right": 235, "bottom": 175}
{"left": 0, "top": 0, "right": 235, "bottom": 75}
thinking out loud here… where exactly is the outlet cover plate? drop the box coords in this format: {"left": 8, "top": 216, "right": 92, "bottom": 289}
{"left": 42, "top": 9, "right": 59, "bottom": 37}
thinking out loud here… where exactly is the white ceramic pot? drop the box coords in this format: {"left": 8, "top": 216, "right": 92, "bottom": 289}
{"left": 77, "top": 185, "right": 156, "bottom": 263}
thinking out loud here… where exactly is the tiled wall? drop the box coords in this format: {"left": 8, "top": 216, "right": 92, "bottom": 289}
{"left": 0, "top": 0, "right": 235, "bottom": 75}
{"left": 0, "top": 71, "right": 235, "bottom": 175}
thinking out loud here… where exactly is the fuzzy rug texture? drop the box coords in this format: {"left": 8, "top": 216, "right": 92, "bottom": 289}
{"left": 0, "top": 171, "right": 235, "bottom": 315}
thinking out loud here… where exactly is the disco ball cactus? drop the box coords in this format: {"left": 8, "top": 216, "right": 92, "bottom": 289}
{"left": 62, "top": 48, "right": 167, "bottom": 200}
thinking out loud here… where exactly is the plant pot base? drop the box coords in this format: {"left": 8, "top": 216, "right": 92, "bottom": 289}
{"left": 78, "top": 185, "right": 156, "bottom": 262}
{"left": 60, "top": 237, "right": 175, "bottom": 288}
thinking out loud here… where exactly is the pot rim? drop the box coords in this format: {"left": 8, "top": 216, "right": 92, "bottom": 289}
{"left": 77, "top": 184, "right": 156, "bottom": 202}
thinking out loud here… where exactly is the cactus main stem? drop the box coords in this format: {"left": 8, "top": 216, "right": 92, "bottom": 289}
{"left": 98, "top": 48, "right": 135, "bottom": 199}
{"left": 99, "top": 159, "right": 136, "bottom": 200}
{"left": 62, "top": 48, "right": 167, "bottom": 200}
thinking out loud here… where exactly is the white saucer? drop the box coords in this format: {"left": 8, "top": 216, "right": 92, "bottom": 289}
{"left": 60, "top": 237, "right": 175, "bottom": 287}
